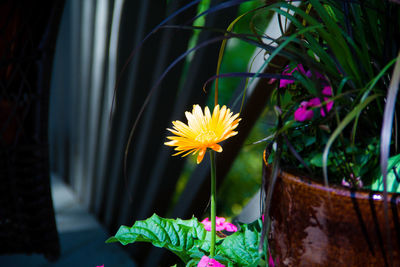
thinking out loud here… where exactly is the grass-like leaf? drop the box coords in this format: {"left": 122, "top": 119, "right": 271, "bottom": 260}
{"left": 380, "top": 52, "right": 400, "bottom": 198}
{"left": 214, "top": 5, "right": 265, "bottom": 106}
{"left": 322, "top": 94, "right": 381, "bottom": 186}
{"left": 379, "top": 51, "right": 400, "bottom": 263}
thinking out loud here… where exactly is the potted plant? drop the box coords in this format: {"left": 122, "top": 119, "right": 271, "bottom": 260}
{"left": 258, "top": 0, "right": 400, "bottom": 266}
{"left": 107, "top": 0, "right": 400, "bottom": 266}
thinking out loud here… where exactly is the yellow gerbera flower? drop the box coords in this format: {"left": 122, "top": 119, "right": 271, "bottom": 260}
{"left": 165, "top": 104, "right": 241, "bottom": 164}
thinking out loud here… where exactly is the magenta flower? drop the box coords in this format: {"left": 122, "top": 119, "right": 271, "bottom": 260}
{"left": 268, "top": 247, "right": 276, "bottom": 267}
{"left": 294, "top": 86, "right": 334, "bottom": 121}
{"left": 341, "top": 178, "right": 351, "bottom": 187}
{"left": 198, "top": 256, "right": 226, "bottom": 267}
{"left": 270, "top": 63, "right": 335, "bottom": 121}
{"left": 279, "top": 64, "right": 307, "bottom": 88}
{"left": 322, "top": 85, "right": 332, "bottom": 96}
{"left": 294, "top": 101, "right": 315, "bottom": 121}
{"left": 320, "top": 98, "right": 333, "bottom": 116}
{"left": 306, "top": 69, "right": 326, "bottom": 81}
{"left": 320, "top": 86, "right": 334, "bottom": 116}
{"left": 201, "top": 217, "right": 238, "bottom": 232}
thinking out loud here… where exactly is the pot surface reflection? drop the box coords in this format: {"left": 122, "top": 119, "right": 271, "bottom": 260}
{"left": 264, "top": 156, "right": 400, "bottom": 266}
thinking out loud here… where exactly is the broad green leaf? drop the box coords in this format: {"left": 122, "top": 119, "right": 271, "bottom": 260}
{"left": 106, "top": 214, "right": 210, "bottom": 263}
{"left": 370, "top": 154, "right": 400, "bottom": 193}
{"left": 310, "top": 153, "right": 323, "bottom": 167}
{"left": 305, "top": 136, "right": 316, "bottom": 147}
{"left": 217, "top": 219, "right": 262, "bottom": 267}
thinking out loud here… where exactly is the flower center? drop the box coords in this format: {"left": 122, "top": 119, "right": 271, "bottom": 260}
{"left": 195, "top": 130, "right": 217, "bottom": 143}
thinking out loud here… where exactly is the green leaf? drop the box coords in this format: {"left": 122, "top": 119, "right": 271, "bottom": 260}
{"left": 310, "top": 153, "right": 323, "bottom": 167}
{"left": 305, "top": 136, "right": 316, "bottom": 147}
{"left": 370, "top": 154, "right": 400, "bottom": 193}
{"left": 106, "top": 214, "right": 210, "bottom": 263}
{"left": 309, "top": 0, "right": 361, "bottom": 83}
{"left": 216, "top": 219, "right": 262, "bottom": 267}
{"left": 380, "top": 52, "right": 400, "bottom": 198}
{"left": 322, "top": 94, "right": 381, "bottom": 186}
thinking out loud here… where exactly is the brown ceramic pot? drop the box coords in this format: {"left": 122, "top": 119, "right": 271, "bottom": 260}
{"left": 263, "top": 150, "right": 400, "bottom": 267}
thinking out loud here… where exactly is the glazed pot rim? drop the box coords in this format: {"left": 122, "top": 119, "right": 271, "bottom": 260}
{"left": 263, "top": 149, "right": 400, "bottom": 201}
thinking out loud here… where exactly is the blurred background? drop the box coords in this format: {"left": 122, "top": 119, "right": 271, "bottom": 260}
{"left": 0, "top": 0, "right": 278, "bottom": 266}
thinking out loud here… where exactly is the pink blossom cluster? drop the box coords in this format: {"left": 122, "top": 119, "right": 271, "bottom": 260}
{"left": 198, "top": 256, "right": 225, "bottom": 267}
{"left": 273, "top": 64, "right": 334, "bottom": 121}
{"left": 200, "top": 217, "right": 237, "bottom": 232}
{"left": 341, "top": 173, "right": 363, "bottom": 188}
{"left": 278, "top": 64, "right": 307, "bottom": 88}
{"left": 278, "top": 64, "right": 326, "bottom": 88}
{"left": 294, "top": 86, "right": 333, "bottom": 121}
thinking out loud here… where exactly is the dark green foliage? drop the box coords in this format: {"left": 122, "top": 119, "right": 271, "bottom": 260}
{"left": 107, "top": 215, "right": 263, "bottom": 266}
{"left": 256, "top": 0, "right": 400, "bottom": 189}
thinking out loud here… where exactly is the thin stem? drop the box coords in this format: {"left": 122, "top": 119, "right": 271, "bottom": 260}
{"left": 209, "top": 150, "right": 217, "bottom": 258}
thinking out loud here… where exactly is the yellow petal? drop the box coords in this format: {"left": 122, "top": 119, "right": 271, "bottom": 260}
{"left": 210, "top": 144, "right": 223, "bottom": 153}
{"left": 197, "top": 148, "right": 206, "bottom": 164}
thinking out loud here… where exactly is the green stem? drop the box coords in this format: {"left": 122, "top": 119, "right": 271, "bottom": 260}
{"left": 209, "top": 150, "right": 217, "bottom": 258}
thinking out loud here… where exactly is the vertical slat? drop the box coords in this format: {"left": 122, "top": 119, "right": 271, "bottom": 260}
{"left": 75, "top": 1, "right": 96, "bottom": 199}
{"left": 75, "top": 0, "right": 95, "bottom": 200}
{"left": 82, "top": 0, "right": 110, "bottom": 209}
{"left": 102, "top": 0, "right": 152, "bottom": 228}
{"left": 93, "top": 0, "right": 125, "bottom": 215}
{"left": 67, "top": 0, "right": 82, "bottom": 188}
{"left": 117, "top": 0, "right": 198, "bottom": 226}
{"left": 48, "top": 0, "right": 71, "bottom": 180}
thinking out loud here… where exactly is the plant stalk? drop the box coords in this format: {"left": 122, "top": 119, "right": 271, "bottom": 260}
{"left": 210, "top": 150, "right": 217, "bottom": 258}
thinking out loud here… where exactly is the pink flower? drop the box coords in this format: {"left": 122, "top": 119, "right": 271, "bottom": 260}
{"left": 201, "top": 217, "right": 238, "bottom": 232}
{"left": 268, "top": 248, "right": 276, "bottom": 267}
{"left": 320, "top": 98, "right": 333, "bottom": 116}
{"left": 342, "top": 174, "right": 363, "bottom": 188}
{"left": 322, "top": 85, "right": 332, "bottom": 96}
{"left": 272, "top": 65, "right": 332, "bottom": 91}
{"left": 341, "top": 178, "right": 351, "bottom": 187}
{"left": 279, "top": 64, "right": 307, "bottom": 88}
{"left": 306, "top": 97, "right": 333, "bottom": 117}
{"left": 294, "top": 101, "right": 315, "bottom": 121}
{"left": 294, "top": 87, "right": 334, "bottom": 121}
{"left": 271, "top": 64, "right": 335, "bottom": 121}
{"left": 305, "top": 69, "right": 326, "bottom": 81}
{"left": 320, "top": 86, "right": 334, "bottom": 116}
{"left": 96, "top": 265, "right": 104, "bottom": 267}
{"left": 198, "top": 256, "right": 225, "bottom": 267}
